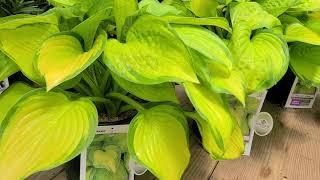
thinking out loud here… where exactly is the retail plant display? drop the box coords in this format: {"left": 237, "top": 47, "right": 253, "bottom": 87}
{"left": 0, "top": 0, "right": 319, "bottom": 179}
{"left": 86, "top": 133, "right": 129, "bottom": 179}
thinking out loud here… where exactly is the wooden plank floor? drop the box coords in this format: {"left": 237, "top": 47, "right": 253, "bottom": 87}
{"left": 211, "top": 98, "right": 320, "bottom": 180}
{"left": 27, "top": 166, "right": 66, "bottom": 180}
{"left": 28, "top": 98, "right": 319, "bottom": 180}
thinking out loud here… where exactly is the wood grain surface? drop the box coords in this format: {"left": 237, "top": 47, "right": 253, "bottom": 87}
{"left": 181, "top": 134, "right": 218, "bottom": 180}
{"left": 211, "top": 98, "right": 320, "bottom": 180}
{"left": 27, "top": 166, "right": 65, "bottom": 180}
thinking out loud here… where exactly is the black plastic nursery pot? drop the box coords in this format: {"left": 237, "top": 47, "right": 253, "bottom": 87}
{"left": 266, "top": 69, "right": 296, "bottom": 106}
{"left": 98, "top": 110, "right": 137, "bottom": 126}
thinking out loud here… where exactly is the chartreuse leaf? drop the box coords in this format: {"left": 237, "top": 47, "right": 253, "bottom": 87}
{"left": 290, "top": 42, "right": 320, "bottom": 87}
{"left": 92, "top": 146, "right": 121, "bottom": 172}
{"left": 0, "top": 13, "right": 59, "bottom": 29}
{"left": 230, "top": 2, "right": 281, "bottom": 29}
{"left": 139, "top": 0, "right": 182, "bottom": 16}
{"left": 0, "top": 83, "right": 34, "bottom": 126}
{"left": 0, "top": 15, "right": 33, "bottom": 27}
{"left": 285, "top": 23, "right": 320, "bottom": 44}
{"left": 48, "top": 0, "right": 98, "bottom": 11}
{"left": 280, "top": 14, "right": 320, "bottom": 45}
{"left": 0, "top": 14, "right": 60, "bottom": 84}
{"left": 48, "top": 0, "right": 81, "bottom": 7}
{"left": 72, "top": 8, "right": 112, "bottom": 50}
{"left": 87, "top": 0, "right": 114, "bottom": 17}
{"left": 163, "top": 16, "right": 232, "bottom": 32}
{"left": 128, "top": 105, "right": 190, "bottom": 180}
{"left": 112, "top": 73, "right": 177, "bottom": 102}
{"left": 191, "top": 50, "right": 246, "bottom": 105}
{"left": 208, "top": 69, "right": 246, "bottom": 105}
{"left": 173, "top": 25, "right": 246, "bottom": 104}
{"left": 230, "top": 2, "right": 289, "bottom": 93}
{"left": 289, "top": 0, "right": 320, "bottom": 12}
{"left": 173, "top": 25, "right": 232, "bottom": 76}
{"left": 183, "top": 83, "right": 244, "bottom": 159}
{"left": 305, "top": 12, "right": 320, "bottom": 33}
{"left": 255, "top": 0, "right": 301, "bottom": 16}
{"left": 0, "top": 52, "right": 18, "bottom": 81}
{"left": 36, "top": 30, "right": 107, "bottom": 91}
{"left": 0, "top": 90, "right": 98, "bottom": 179}
{"left": 103, "top": 15, "right": 198, "bottom": 85}
{"left": 196, "top": 113, "right": 244, "bottom": 159}
{"left": 162, "top": 0, "right": 194, "bottom": 16}
{"left": 186, "top": 0, "right": 218, "bottom": 17}
{"left": 114, "top": 0, "right": 138, "bottom": 40}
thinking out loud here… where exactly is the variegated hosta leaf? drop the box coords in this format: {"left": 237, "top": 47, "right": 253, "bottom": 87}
{"left": 103, "top": 15, "right": 198, "bottom": 85}
{"left": 139, "top": 0, "right": 183, "bottom": 16}
{"left": 114, "top": 0, "right": 138, "bottom": 39}
{"left": 230, "top": 2, "right": 281, "bottom": 30}
{"left": 290, "top": 42, "right": 320, "bottom": 87}
{"left": 186, "top": 0, "right": 218, "bottom": 17}
{"left": 285, "top": 23, "right": 320, "bottom": 45}
{"left": 0, "top": 83, "right": 34, "bottom": 126}
{"left": 87, "top": 0, "right": 114, "bottom": 17}
{"left": 72, "top": 8, "right": 112, "bottom": 50}
{"left": 230, "top": 2, "right": 289, "bottom": 93}
{"left": 162, "top": 0, "right": 194, "bottom": 16}
{"left": 196, "top": 113, "right": 245, "bottom": 160}
{"left": 207, "top": 68, "right": 246, "bottom": 106}
{"left": 0, "top": 14, "right": 59, "bottom": 29}
{"left": 289, "top": 0, "right": 320, "bottom": 12}
{"left": 173, "top": 25, "right": 246, "bottom": 104}
{"left": 163, "top": 16, "right": 232, "bottom": 32}
{"left": 183, "top": 83, "right": 244, "bottom": 159}
{"left": 128, "top": 105, "right": 190, "bottom": 180}
{"left": 305, "top": 12, "right": 320, "bottom": 34}
{"left": 48, "top": 0, "right": 100, "bottom": 10}
{"left": 280, "top": 14, "right": 320, "bottom": 45}
{"left": 48, "top": 0, "right": 81, "bottom": 7}
{"left": 173, "top": 25, "right": 232, "bottom": 73}
{"left": 0, "top": 51, "right": 18, "bottom": 81}
{"left": 112, "top": 73, "right": 178, "bottom": 102}
{"left": 36, "top": 31, "right": 107, "bottom": 91}
{"left": 0, "top": 89, "right": 98, "bottom": 179}
{"left": 0, "top": 14, "right": 60, "bottom": 84}
{"left": 255, "top": 0, "right": 301, "bottom": 17}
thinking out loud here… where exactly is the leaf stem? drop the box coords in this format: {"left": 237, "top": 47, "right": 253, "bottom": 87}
{"left": 86, "top": 96, "right": 117, "bottom": 116}
{"left": 106, "top": 92, "right": 145, "bottom": 111}
{"left": 82, "top": 72, "right": 103, "bottom": 97}
{"left": 119, "top": 104, "right": 135, "bottom": 114}
{"left": 75, "top": 84, "right": 94, "bottom": 96}
{"left": 183, "top": 111, "right": 201, "bottom": 121}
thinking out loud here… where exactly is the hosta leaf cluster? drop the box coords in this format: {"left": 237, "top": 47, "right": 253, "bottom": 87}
{"left": 0, "top": 0, "right": 319, "bottom": 179}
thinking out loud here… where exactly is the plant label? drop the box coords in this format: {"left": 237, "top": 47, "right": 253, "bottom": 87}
{"left": 285, "top": 77, "right": 319, "bottom": 109}
{"left": 243, "top": 90, "right": 268, "bottom": 156}
{"left": 80, "top": 125, "right": 147, "bottom": 180}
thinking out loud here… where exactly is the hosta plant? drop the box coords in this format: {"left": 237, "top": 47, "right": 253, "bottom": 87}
{"left": 0, "top": 0, "right": 319, "bottom": 179}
